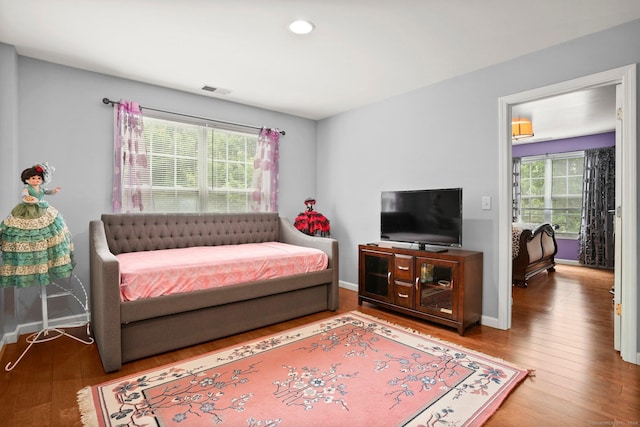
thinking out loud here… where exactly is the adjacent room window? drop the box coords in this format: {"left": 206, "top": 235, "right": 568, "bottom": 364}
{"left": 519, "top": 151, "right": 584, "bottom": 237}
{"left": 125, "top": 112, "right": 259, "bottom": 213}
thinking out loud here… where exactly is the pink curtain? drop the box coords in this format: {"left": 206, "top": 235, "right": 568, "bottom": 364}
{"left": 251, "top": 128, "right": 280, "bottom": 212}
{"left": 112, "top": 100, "right": 147, "bottom": 212}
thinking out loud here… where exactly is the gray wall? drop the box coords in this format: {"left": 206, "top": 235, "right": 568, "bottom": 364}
{"left": 0, "top": 44, "right": 19, "bottom": 341}
{"left": 317, "top": 19, "right": 640, "bottom": 331}
{"left": 0, "top": 50, "right": 317, "bottom": 337}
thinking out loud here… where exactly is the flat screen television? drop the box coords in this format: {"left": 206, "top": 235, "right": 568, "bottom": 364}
{"left": 380, "top": 188, "right": 463, "bottom": 250}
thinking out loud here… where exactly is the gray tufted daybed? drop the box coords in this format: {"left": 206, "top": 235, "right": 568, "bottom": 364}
{"left": 89, "top": 212, "right": 339, "bottom": 372}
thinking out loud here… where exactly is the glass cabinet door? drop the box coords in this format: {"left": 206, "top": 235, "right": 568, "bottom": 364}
{"left": 415, "top": 257, "right": 459, "bottom": 318}
{"left": 360, "top": 251, "right": 393, "bottom": 302}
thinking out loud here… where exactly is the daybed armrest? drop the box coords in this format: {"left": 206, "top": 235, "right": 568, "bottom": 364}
{"left": 89, "top": 220, "right": 122, "bottom": 372}
{"left": 279, "top": 217, "right": 339, "bottom": 310}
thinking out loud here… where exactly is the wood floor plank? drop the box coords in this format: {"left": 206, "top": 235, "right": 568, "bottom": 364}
{"left": 0, "top": 264, "right": 638, "bottom": 426}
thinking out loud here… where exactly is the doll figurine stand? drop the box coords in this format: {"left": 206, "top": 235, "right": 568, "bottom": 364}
{"left": 5, "top": 271, "right": 94, "bottom": 371}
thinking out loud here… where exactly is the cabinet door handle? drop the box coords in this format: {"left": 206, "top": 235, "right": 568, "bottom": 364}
{"left": 387, "top": 272, "right": 391, "bottom": 285}
{"left": 415, "top": 277, "right": 419, "bottom": 289}
{"left": 397, "top": 293, "right": 409, "bottom": 298}
{"left": 398, "top": 266, "right": 409, "bottom": 271}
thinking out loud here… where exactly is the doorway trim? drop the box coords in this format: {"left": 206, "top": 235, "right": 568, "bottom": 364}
{"left": 497, "top": 64, "right": 638, "bottom": 364}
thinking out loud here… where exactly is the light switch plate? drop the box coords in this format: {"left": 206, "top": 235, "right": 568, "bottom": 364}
{"left": 482, "top": 196, "right": 491, "bottom": 210}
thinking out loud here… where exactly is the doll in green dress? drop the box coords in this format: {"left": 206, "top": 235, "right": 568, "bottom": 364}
{"left": 0, "top": 163, "right": 74, "bottom": 287}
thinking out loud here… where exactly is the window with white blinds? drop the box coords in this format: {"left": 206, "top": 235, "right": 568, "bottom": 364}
{"left": 133, "top": 114, "right": 259, "bottom": 213}
{"left": 519, "top": 151, "right": 584, "bottom": 237}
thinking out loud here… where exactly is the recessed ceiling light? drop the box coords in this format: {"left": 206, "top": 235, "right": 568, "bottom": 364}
{"left": 289, "top": 19, "right": 314, "bottom": 35}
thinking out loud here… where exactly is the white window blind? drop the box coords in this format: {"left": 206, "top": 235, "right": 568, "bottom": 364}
{"left": 520, "top": 151, "right": 584, "bottom": 237}
{"left": 129, "top": 113, "right": 259, "bottom": 213}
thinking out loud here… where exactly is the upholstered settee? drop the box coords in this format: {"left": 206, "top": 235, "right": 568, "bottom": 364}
{"left": 512, "top": 223, "right": 557, "bottom": 286}
{"left": 89, "top": 212, "right": 339, "bottom": 372}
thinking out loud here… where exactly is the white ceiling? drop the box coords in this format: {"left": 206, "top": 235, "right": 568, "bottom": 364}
{"left": 512, "top": 85, "right": 617, "bottom": 143}
{"left": 1, "top": 0, "right": 639, "bottom": 139}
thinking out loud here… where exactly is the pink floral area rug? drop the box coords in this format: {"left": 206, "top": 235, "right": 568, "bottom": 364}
{"left": 77, "top": 311, "right": 529, "bottom": 426}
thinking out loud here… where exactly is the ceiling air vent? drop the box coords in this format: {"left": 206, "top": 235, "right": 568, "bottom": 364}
{"left": 202, "top": 85, "right": 231, "bottom": 95}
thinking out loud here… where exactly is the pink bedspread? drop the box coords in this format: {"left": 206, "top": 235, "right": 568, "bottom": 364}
{"left": 117, "top": 242, "right": 329, "bottom": 301}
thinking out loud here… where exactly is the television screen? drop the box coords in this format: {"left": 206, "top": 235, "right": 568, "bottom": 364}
{"left": 380, "top": 188, "right": 462, "bottom": 249}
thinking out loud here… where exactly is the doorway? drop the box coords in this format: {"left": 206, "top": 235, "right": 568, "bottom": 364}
{"left": 497, "top": 65, "right": 638, "bottom": 364}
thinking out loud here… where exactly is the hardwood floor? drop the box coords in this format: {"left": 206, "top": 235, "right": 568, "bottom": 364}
{"left": 1, "top": 264, "right": 638, "bottom": 426}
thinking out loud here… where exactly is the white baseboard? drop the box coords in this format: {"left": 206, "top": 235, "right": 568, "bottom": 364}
{"left": 556, "top": 259, "right": 581, "bottom": 266}
{"left": 0, "top": 335, "right": 8, "bottom": 361}
{"left": 1, "top": 313, "right": 90, "bottom": 345}
{"left": 480, "top": 315, "right": 499, "bottom": 329}
{"left": 339, "top": 281, "right": 357, "bottom": 292}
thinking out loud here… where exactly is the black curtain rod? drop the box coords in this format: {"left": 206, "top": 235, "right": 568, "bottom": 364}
{"left": 102, "top": 98, "right": 285, "bottom": 135}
